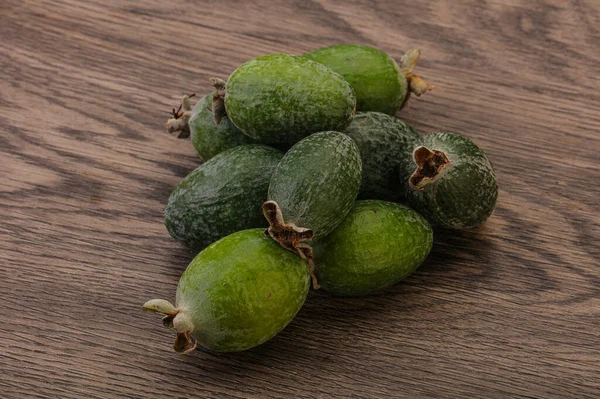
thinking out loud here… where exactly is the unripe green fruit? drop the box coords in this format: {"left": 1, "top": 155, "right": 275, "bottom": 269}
{"left": 399, "top": 132, "right": 498, "bottom": 229}
{"left": 143, "top": 229, "right": 310, "bottom": 353}
{"left": 223, "top": 54, "right": 356, "bottom": 145}
{"left": 314, "top": 200, "right": 433, "bottom": 297}
{"left": 165, "top": 145, "right": 283, "bottom": 251}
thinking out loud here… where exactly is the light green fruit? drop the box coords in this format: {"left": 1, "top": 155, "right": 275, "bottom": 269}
{"left": 143, "top": 229, "right": 310, "bottom": 353}
{"left": 314, "top": 200, "right": 433, "bottom": 297}
{"left": 224, "top": 54, "right": 356, "bottom": 145}
{"left": 305, "top": 45, "right": 433, "bottom": 115}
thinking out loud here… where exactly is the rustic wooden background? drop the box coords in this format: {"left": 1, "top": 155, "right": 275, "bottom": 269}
{"left": 1, "top": 0, "right": 598, "bottom": 398}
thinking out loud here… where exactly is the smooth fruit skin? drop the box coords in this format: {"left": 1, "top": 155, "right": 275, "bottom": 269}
{"left": 344, "top": 112, "right": 419, "bottom": 201}
{"left": 224, "top": 54, "right": 356, "bottom": 145}
{"left": 177, "top": 229, "right": 310, "bottom": 352}
{"left": 399, "top": 132, "right": 498, "bottom": 229}
{"left": 268, "top": 131, "right": 362, "bottom": 239}
{"left": 165, "top": 145, "right": 283, "bottom": 251}
{"left": 189, "top": 93, "right": 256, "bottom": 161}
{"left": 314, "top": 201, "right": 433, "bottom": 297}
{"left": 305, "top": 44, "right": 406, "bottom": 116}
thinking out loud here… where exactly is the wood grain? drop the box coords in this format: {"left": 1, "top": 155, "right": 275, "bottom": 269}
{"left": 1, "top": 0, "right": 599, "bottom": 398}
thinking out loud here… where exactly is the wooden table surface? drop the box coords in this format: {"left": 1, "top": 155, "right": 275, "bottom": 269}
{"left": 1, "top": 0, "right": 599, "bottom": 398}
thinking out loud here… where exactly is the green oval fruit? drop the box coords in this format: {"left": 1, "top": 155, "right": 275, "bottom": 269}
{"left": 267, "top": 131, "right": 362, "bottom": 240}
{"left": 143, "top": 229, "right": 310, "bottom": 353}
{"left": 305, "top": 45, "right": 432, "bottom": 115}
{"left": 165, "top": 145, "right": 283, "bottom": 251}
{"left": 344, "top": 112, "right": 419, "bottom": 201}
{"left": 189, "top": 93, "right": 256, "bottom": 161}
{"left": 314, "top": 200, "right": 433, "bottom": 297}
{"left": 398, "top": 132, "right": 498, "bottom": 229}
{"left": 224, "top": 54, "right": 356, "bottom": 145}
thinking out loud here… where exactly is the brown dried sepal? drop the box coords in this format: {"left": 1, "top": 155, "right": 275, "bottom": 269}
{"left": 210, "top": 77, "right": 227, "bottom": 125}
{"left": 142, "top": 299, "right": 197, "bottom": 354}
{"left": 409, "top": 146, "right": 450, "bottom": 190}
{"left": 173, "top": 331, "right": 197, "bottom": 354}
{"left": 399, "top": 49, "right": 434, "bottom": 110}
{"left": 165, "top": 94, "right": 195, "bottom": 138}
{"left": 262, "top": 201, "right": 320, "bottom": 289}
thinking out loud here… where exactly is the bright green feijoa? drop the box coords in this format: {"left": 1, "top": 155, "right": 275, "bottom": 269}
{"left": 344, "top": 112, "right": 419, "bottom": 201}
{"left": 221, "top": 54, "right": 356, "bottom": 145}
{"left": 143, "top": 228, "right": 310, "bottom": 353}
{"left": 165, "top": 145, "right": 283, "bottom": 252}
{"left": 266, "top": 131, "right": 362, "bottom": 243}
{"left": 313, "top": 200, "right": 433, "bottom": 297}
{"left": 398, "top": 132, "right": 498, "bottom": 229}
{"left": 304, "top": 45, "right": 433, "bottom": 115}
{"left": 188, "top": 93, "right": 257, "bottom": 161}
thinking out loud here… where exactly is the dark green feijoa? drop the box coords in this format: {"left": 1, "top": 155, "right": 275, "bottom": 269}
{"left": 344, "top": 112, "right": 419, "bottom": 201}
{"left": 265, "top": 133, "right": 361, "bottom": 273}
{"left": 143, "top": 228, "right": 310, "bottom": 353}
{"left": 398, "top": 132, "right": 498, "bottom": 229}
{"left": 314, "top": 200, "right": 433, "bottom": 297}
{"left": 188, "top": 93, "right": 257, "bottom": 161}
{"left": 220, "top": 54, "right": 356, "bottom": 145}
{"left": 304, "top": 45, "right": 433, "bottom": 115}
{"left": 267, "top": 131, "right": 362, "bottom": 240}
{"left": 165, "top": 145, "right": 283, "bottom": 252}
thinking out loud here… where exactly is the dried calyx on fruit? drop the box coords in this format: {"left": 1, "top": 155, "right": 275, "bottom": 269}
{"left": 399, "top": 132, "right": 498, "bottom": 230}
{"left": 409, "top": 146, "right": 450, "bottom": 189}
{"left": 165, "top": 94, "right": 195, "bottom": 138}
{"left": 262, "top": 200, "right": 318, "bottom": 289}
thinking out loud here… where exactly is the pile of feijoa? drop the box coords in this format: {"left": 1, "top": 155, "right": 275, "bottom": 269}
{"left": 145, "top": 44, "right": 498, "bottom": 354}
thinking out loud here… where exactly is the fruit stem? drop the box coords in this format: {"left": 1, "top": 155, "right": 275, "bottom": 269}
{"left": 262, "top": 201, "right": 320, "bottom": 289}
{"left": 399, "top": 49, "right": 434, "bottom": 110}
{"left": 210, "top": 78, "right": 227, "bottom": 125}
{"left": 142, "top": 299, "right": 197, "bottom": 354}
{"left": 165, "top": 94, "right": 195, "bottom": 138}
{"left": 409, "top": 146, "right": 450, "bottom": 190}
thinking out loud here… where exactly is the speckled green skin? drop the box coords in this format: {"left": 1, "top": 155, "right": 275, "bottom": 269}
{"left": 344, "top": 112, "right": 419, "bottom": 201}
{"left": 304, "top": 45, "right": 406, "bottom": 116}
{"left": 225, "top": 54, "right": 356, "bottom": 145}
{"left": 176, "top": 229, "right": 310, "bottom": 352}
{"left": 189, "top": 93, "right": 257, "bottom": 161}
{"left": 268, "top": 132, "right": 362, "bottom": 239}
{"left": 398, "top": 132, "right": 498, "bottom": 229}
{"left": 165, "top": 145, "right": 283, "bottom": 251}
{"left": 314, "top": 201, "right": 433, "bottom": 297}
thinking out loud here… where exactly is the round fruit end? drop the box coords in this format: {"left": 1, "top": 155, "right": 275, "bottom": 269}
{"left": 409, "top": 146, "right": 450, "bottom": 190}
